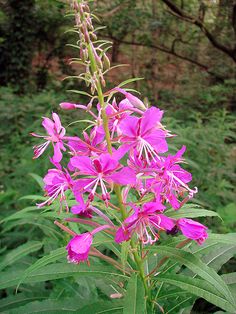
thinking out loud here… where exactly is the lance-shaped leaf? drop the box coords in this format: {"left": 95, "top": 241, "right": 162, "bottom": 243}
{"left": 165, "top": 207, "right": 221, "bottom": 219}
{"left": 148, "top": 246, "right": 235, "bottom": 306}
{"left": 123, "top": 274, "right": 145, "bottom": 314}
{"left": 155, "top": 274, "right": 236, "bottom": 313}
{"left": 0, "top": 263, "right": 128, "bottom": 290}
{"left": 0, "top": 241, "right": 43, "bottom": 272}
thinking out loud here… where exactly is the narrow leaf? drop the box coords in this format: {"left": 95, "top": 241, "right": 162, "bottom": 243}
{"left": 0, "top": 241, "right": 43, "bottom": 271}
{"left": 148, "top": 245, "right": 235, "bottom": 305}
{"left": 165, "top": 207, "right": 221, "bottom": 219}
{"left": 123, "top": 274, "right": 145, "bottom": 314}
{"left": 156, "top": 274, "right": 236, "bottom": 313}
{"left": 67, "top": 89, "right": 92, "bottom": 97}
{"left": 0, "top": 264, "right": 128, "bottom": 290}
{"left": 118, "top": 77, "right": 144, "bottom": 88}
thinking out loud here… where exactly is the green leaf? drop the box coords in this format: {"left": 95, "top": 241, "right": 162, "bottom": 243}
{"left": 156, "top": 274, "right": 236, "bottom": 313}
{"left": 0, "top": 241, "right": 43, "bottom": 271}
{"left": 208, "top": 233, "right": 236, "bottom": 245}
{"left": 221, "top": 273, "right": 236, "bottom": 297}
{"left": 8, "top": 298, "right": 89, "bottom": 314}
{"left": 123, "top": 274, "right": 145, "bottom": 314}
{"left": 79, "top": 300, "right": 123, "bottom": 314}
{"left": 17, "top": 247, "right": 66, "bottom": 290}
{"left": 148, "top": 246, "right": 235, "bottom": 306}
{"left": 19, "top": 195, "right": 46, "bottom": 201}
{"left": 28, "top": 173, "right": 44, "bottom": 189}
{"left": 1, "top": 206, "right": 38, "bottom": 223}
{"left": 165, "top": 207, "right": 221, "bottom": 219}
{"left": 0, "top": 295, "right": 47, "bottom": 313}
{"left": 0, "top": 264, "right": 128, "bottom": 290}
{"left": 202, "top": 244, "right": 236, "bottom": 272}
{"left": 118, "top": 77, "right": 144, "bottom": 88}
{"left": 121, "top": 241, "right": 130, "bottom": 272}
{"left": 67, "top": 89, "right": 92, "bottom": 97}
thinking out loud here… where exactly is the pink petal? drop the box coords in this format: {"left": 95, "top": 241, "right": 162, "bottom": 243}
{"left": 108, "top": 167, "right": 136, "bottom": 185}
{"left": 144, "top": 130, "right": 168, "bottom": 153}
{"left": 158, "top": 214, "right": 175, "bottom": 231}
{"left": 53, "top": 142, "right": 63, "bottom": 162}
{"left": 143, "top": 201, "right": 165, "bottom": 213}
{"left": 99, "top": 154, "right": 119, "bottom": 174}
{"left": 140, "top": 107, "right": 163, "bottom": 135}
{"left": 119, "top": 116, "right": 139, "bottom": 138}
{"left": 73, "top": 179, "right": 94, "bottom": 195}
{"left": 42, "top": 117, "right": 54, "bottom": 136}
{"left": 70, "top": 156, "right": 96, "bottom": 175}
{"left": 52, "top": 112, "right": 62, "bottom": 133}
{"left": 115, "top": 227, "right": 131, "bottom": 243}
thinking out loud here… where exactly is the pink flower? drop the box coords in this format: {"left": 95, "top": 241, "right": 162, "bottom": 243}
{"left": 150, "top": 146, "right": 197, "bottom": 209}
{"left": 66, "top": 233, "right": 93, "bottom": 263}
{"left": 177, "top": 218, "right": 208, "bottom": 244}
{"left": 104, "top": 98, "right": 134, "bottom": 138}
{"left": 71, "top": 192, "right": 92, "bottom": 218}
{"left": 115, "top": 202, "right": 174, "bottom": 244}
{"left": 66, "top": 224, "right": 112, "bottom": 263}
{"left": 67, "top": 126, "right": 105, "bottom": 158}
{"left": 31, "top": 113, "right": 66, "bottom": 162}
{"left": 119, "top": 107, "right": 169, "bottom": 163}
{"left": 37, "top": 165, "right": 73, "bottom": 211}
{"left": 71, "top": 153, "right": 136, "bottom": 203}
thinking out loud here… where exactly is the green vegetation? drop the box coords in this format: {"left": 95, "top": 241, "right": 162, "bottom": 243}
{"left": 0, "top": 0, "right": 235, "bottom": 313}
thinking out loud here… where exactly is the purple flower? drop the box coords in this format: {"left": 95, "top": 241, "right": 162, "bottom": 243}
{"left": 119, "top": 107, "right": 169, "bottom": 163}
{"left": 115, "top": 202, "right": 174, "bottom": 244}
{"left": 71, "top": 153, "right": 136, "bottom": 203}
{"left": 67, "top": 126, "right": 105, "bottom": 158}
{"left": 177, "top": 218, "right": 208, "bottom": 244}
{"left": 31, "top": 113, "right": 66, "bottom": 162}
{"left": 150, "top": 146, "right": 197, "bottom": 209}
{"left": 71, "top": 192, "right": 92, "bottom": 218}
{"left": 104, "top": 98, "right": 134, "bottom": 138}
{"left": 66, "top": 233, "right": 93, "bottom": 263}
{"left": 37, "top": 165, "right": 73, "bottom": 211}
{"left": 66, "top": 224, "right": 113, "bottom": 263}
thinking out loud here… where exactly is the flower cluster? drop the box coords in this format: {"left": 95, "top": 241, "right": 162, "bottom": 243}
{"left": 32, "top": 89, "right": 207, "bottom": 264}
{"left": 31, "top": 0, "right": 208, "bottom": 265}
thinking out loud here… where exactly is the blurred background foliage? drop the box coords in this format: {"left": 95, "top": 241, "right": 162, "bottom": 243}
{"left": 0, "top": 0, "right": 235, "bottom": 312}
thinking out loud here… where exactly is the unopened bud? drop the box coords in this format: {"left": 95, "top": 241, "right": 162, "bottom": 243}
{"left": 83, "top": 25, "right": 90, "bottom": 43}
{"left": 103, "top": 53, "right": 110, "bottom": 70}
{"left": 99, "top": 72, "right": 106, "bottom": 87}
{"left": 79, "top": 4, "right": 84, "bottom": 16}
{"left": 73, "top": 1, "right": 79, "bottom": 11}
{"left": 84, "top": 4, "right": 90, "bottom": 13}
{"left": 60, "top": 102, "right": 77, "bottom": 110}
{"left": 90, "top": 32, "right": 97, "bottom": 41}
{"left": 115, "top": 87, "right": 147, "bottom": 111}
{"left": 75, "top": 13, "right": 81, "bottom": 26}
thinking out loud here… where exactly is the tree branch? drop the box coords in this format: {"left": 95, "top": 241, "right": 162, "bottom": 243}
{"left": 161, "top": 0, "right": 236, "bottom": 62}
{"left": 105, "top": 35, "right": 225, "bottom": 81}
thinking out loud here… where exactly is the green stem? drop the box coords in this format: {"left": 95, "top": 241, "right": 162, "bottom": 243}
{"left": 87, "top": 40, "right": 150, "bottom": 304}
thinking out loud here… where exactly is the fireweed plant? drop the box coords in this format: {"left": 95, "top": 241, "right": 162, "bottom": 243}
{"left": 30, "top": 1, "right": 236, "bottom": 313}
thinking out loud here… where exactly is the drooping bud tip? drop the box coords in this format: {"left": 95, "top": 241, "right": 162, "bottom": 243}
{"left": 60, "top": 102, "right": 77, "bottom": 110}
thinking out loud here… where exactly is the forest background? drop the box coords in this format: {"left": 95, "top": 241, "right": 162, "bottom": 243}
{"left": 0, "top": 0, "right": 235, "bottom": 313}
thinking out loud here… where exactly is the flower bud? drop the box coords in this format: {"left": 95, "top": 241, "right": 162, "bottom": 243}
{"left": 103, "top": 53, "right": 110, "bottom": 70}
{"left": 60, "top": 102, "right": 77, "bottom": 110}
{"left": 115, "top": 88, "right": 147, "bottom": 111}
